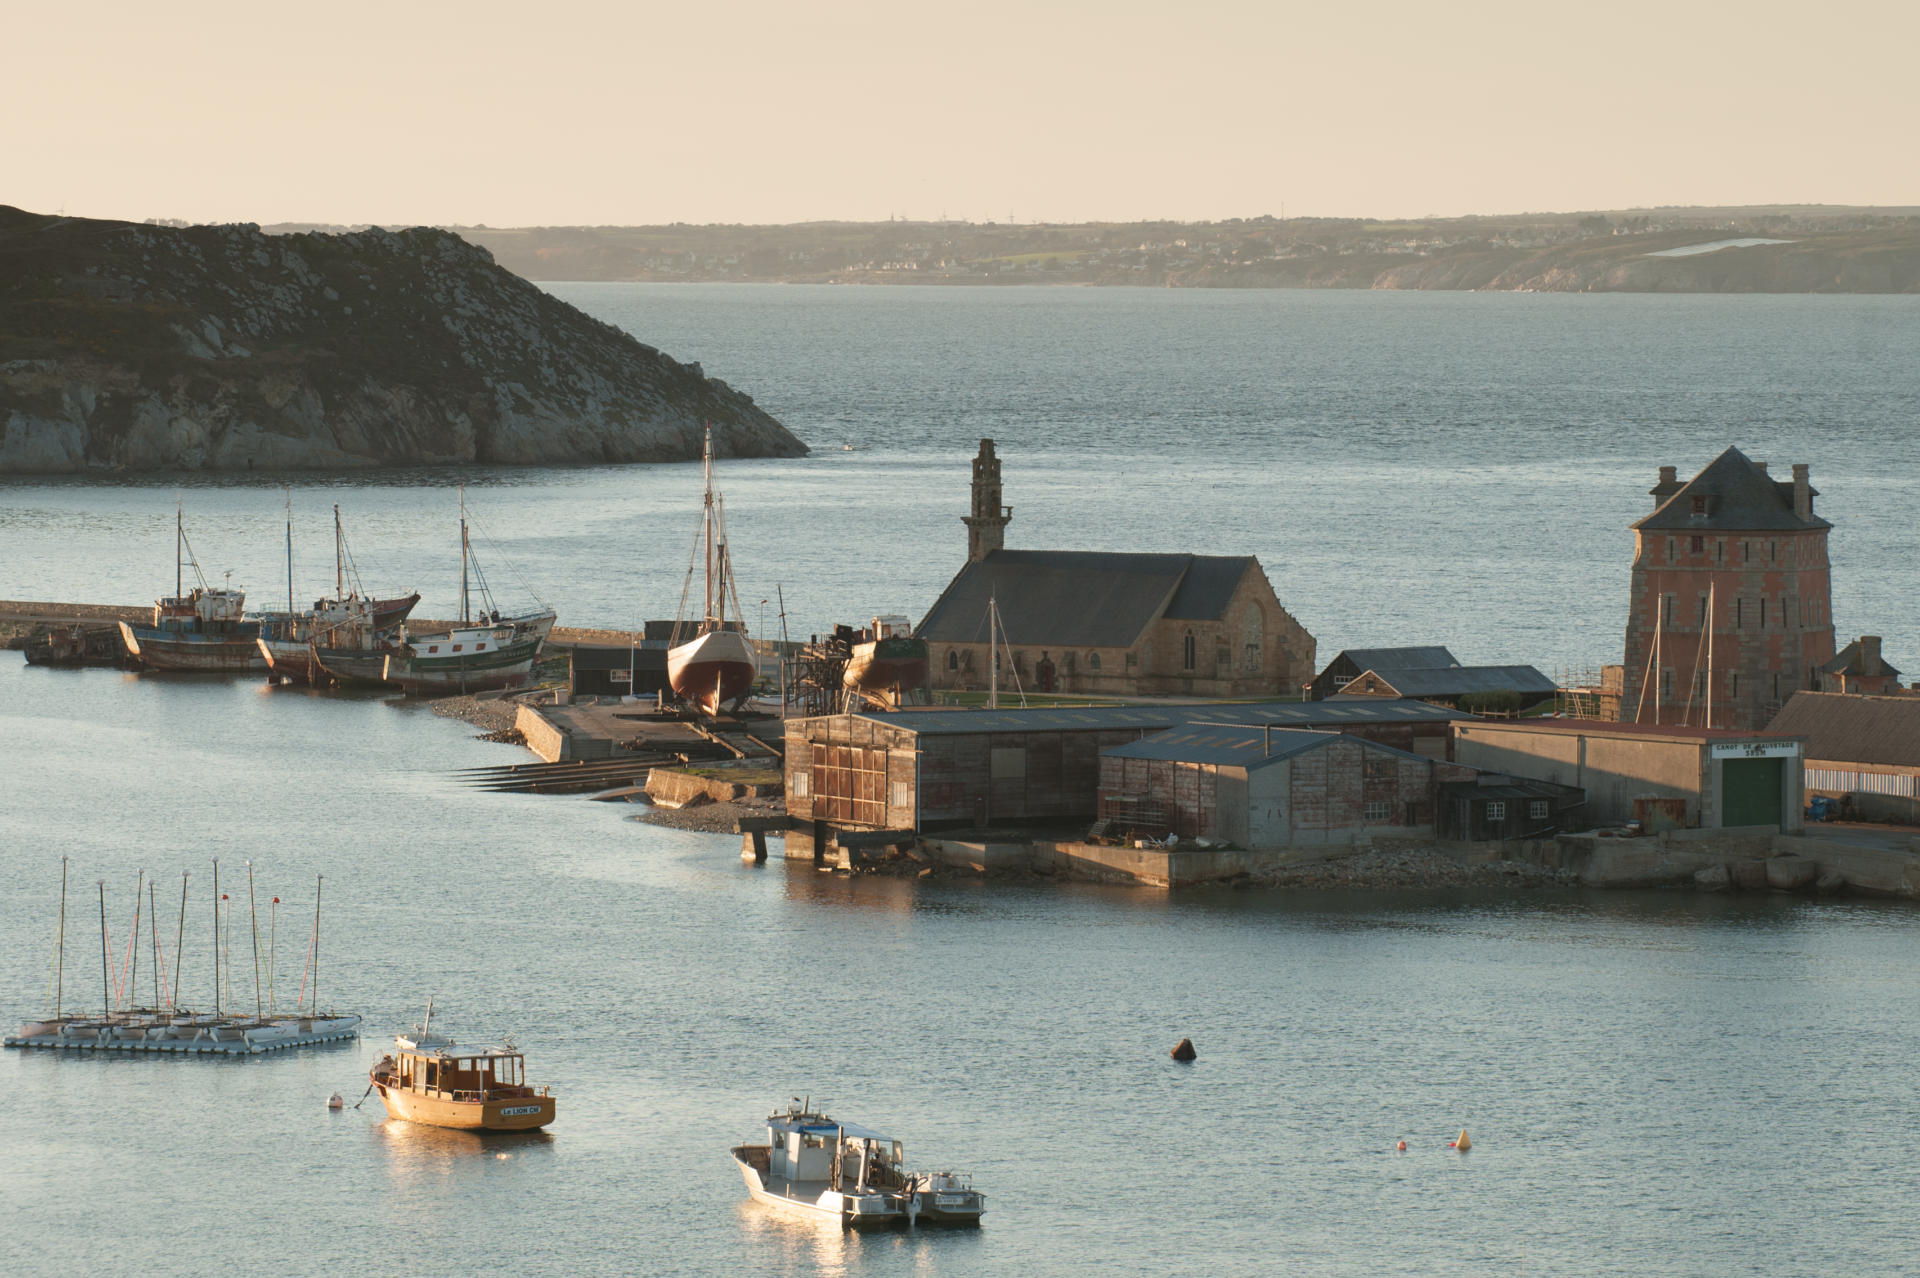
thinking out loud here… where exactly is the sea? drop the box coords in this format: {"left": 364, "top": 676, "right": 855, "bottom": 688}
{"left": 3, "top": 285, "right": 1918, "bottom": 1275}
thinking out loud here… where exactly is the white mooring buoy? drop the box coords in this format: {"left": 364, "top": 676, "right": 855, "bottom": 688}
{"left": 327, "top": 1093, "right": 345, "bottom": 1110}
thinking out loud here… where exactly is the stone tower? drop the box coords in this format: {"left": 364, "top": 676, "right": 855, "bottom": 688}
{"left": 963, "top": 438, "right": 1012, "bottom": 563}
{"left": 1619, "top": 447, "right": 1835, "bottom": 730}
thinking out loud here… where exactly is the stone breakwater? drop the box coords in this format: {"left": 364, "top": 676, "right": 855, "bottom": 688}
{"left": 0, "top": 205, "right": 806, "bottom": 473}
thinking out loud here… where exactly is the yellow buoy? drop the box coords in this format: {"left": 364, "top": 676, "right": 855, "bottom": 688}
{"left": 1455, "top": 1129, "right": 1471, "bottom": 1151}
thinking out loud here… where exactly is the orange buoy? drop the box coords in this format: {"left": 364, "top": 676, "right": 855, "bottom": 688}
{"left": 1395, "top": 1140, "right": 1407, "bottom": 1152}
{"left": 1455, "top": 1129, "right": 1471, "bottom": 1152}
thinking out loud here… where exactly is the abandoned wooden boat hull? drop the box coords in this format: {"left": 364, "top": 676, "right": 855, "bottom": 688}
{"left": 730, "top": 1148, "right": 907, "bottom": 1229}
{"left": 382, "top": 613, "right": 555, "bottom": 695}
{"left": 121, "top": 623, "right": 267, "bottom": 672}
{"left": 667, "top": 628, "right": 757, "bottom": 714}
{"left": 843, "top": 635, "right": 929, "bottom": 694}
{"left": 312, "top": 647, "right": 398, "bottom": 686}
{"left": 258, "top": 636, "right": 318, "bottom": 682}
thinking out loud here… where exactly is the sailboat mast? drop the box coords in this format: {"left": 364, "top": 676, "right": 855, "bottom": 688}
{"left": 56, "top": 857, "right": 67, "bottom": 1020}
{"left": 98, "top": 881, "right": 110, "bottom": 1018}
{"left": 334, "top": 504, "right": 344, "bottom": 600}
{"left": 149, "top": 879, "right": 160, "bottom": 1010}
{"left": 460, "top": 487, "right": 471, "bottom": 626}
{"left": 702, "top": 428, "right": 715, "bottom": 625}
{"left": 211, "top": 858, "right": 221, "bottom": 1016}
{"left": 129, "top": 868, "right": 143, "bottom": 1011}
{"left": 173, "top": 872, "right": 187, "bottom": 1010}
{"left": 310, "top": 875, "right": 323, "bottom": 1014}
{"left": 246, "top": 861, "right": 263, "bottom": 1020}
{"left": 989, "top": 595, "right": 999, "bottom": 711}
{"left": 176, "top": 496, "right": 184, "bottom": 599}
{"left": 1706, "top": 581, "right": 1715, "bottom": 730}
{"left": 285, "top": 487, "right": 294, "bottom": 618}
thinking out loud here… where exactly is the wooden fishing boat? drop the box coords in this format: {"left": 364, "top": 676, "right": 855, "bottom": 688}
{"left": 666, "top": 426, "right": 758, "bottom": 715}
{"left": 841, "top": 615, "right": 929, "bottom": 698}
{"left": 259, "top": 505, "right": 418, "bottom": 684}
{"left": 369, "top": 1008, "right": 555, "bottom": 1131}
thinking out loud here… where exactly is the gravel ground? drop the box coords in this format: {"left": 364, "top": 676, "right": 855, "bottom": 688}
{"left": 627, "top": 794, "right": 787, "bottom": 836}
{"left": 428, "top": 694, "right": 522, "bottom": 735}
{"left": 1248, "top": 847, "right": 1576, "bottom": 889}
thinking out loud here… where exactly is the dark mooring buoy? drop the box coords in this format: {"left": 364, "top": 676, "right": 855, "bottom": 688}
{"left": 1171, "top": 1037, "right": 1197, "bottom": 1062}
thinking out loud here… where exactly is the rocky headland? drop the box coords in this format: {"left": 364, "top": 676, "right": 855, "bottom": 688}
{"left": 0, "top": 206, "right": 805, "bottom": 473}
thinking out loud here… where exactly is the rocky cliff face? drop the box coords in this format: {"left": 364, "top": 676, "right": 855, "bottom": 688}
{"left": 0, "top": 207, "right": 805, "bottom": 473}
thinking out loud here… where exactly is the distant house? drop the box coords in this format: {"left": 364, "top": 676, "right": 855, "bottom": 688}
{"left": 1097, "top": 724, "right": 1472, "bottom": 847}
{"left": 1338, "top": 664, "right": 1558, "bottom": 709}
{"left": 919, "top": 441, "right": 1315, "bottom": 698}
{"left": 1817, "top": 637, "right": 1904, "bottom": 695}
{"left": 1766, "top": 692, "right": 1920, "bottom": 822}
{"left": 1309, "top": 646, "right": 1458, "bottom": 701}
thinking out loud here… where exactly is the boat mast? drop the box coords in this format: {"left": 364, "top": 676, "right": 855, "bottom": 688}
{"left": 97, "top": 880, "right": 109, "bottom": 1018}
{"left": 989, "top": 595, "right": 999, "bottom": 711}
{"left": 211, "top": 858, "right": 220, "bottom": 1017}
{"left": 176, "top": 495, "right": 184, "bottom": 599}
{"left": 334, "top": 504, "right": 344, "bottom": 600}
{"left": 245, "top": 861, "right": 263, "bottom": 1020}
{"left": 459, "top": 487, "right": 471, "bottom": 626}
{"left": 129, "top": 868, "right": 143, "bottom": 1011}
{"left": 268, "top": 895, "right": 279, "bottom": 1014}
{"left": 1706, "top": 581, "right": 1715, "bottom": 730}
{"left": 55, "top": 857, "right": 67, "bottom": 1020}
{"left": 702, "top": 426, "right": 715, "bottom": 627}
{"left": 172, "top": 871, "right": 187, "bottom": 1011}
{"left": 285, "top": 487, "right": 294, "bottom": 619}
{"left": 149, "top": 879, "right": 160, "bottom": 1011}
{"left": 310, "top": 874, "right": 323, "bottom": 1014}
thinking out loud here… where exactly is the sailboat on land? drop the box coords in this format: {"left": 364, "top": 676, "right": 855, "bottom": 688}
{"left": 666, "top": 426, "right": 758, "bottom": 715}
{"left": 376, "top": 489, "right": 556, "bottom": 696}
{"left": 120, "top": 501, "right": 265, "bottom": 673}
{"left": 259, "top": 501, "right": 419, "bottom": 684}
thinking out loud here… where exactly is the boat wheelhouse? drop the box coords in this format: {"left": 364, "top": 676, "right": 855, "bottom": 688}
{"left": 731, "top": 1101, "right": 910, "bottom": 1229}
{"left": 369, "top": 1024, "right": 555, "bottom": 1131}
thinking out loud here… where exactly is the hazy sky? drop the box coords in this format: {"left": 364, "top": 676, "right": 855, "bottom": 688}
{"left": 8, "top": 0, "right": 1916, "bottom": 227}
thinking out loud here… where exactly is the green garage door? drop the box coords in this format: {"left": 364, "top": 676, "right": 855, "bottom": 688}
{"left": 1722, "top": 757, "right": 1784, "bottom": 828}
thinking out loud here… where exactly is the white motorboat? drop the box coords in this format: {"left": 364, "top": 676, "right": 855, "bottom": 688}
{"left": 730, "top": 1099, "right": 986, "bottom": 1229}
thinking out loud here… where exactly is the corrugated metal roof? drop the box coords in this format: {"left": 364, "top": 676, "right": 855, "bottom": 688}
{"left": 1351, "top": 665, "right": 1557, "bottom": 697}
{"left": 849, "top": 698, "right": 1474, "bottom": 737}
{"left": 1459, "top": 718, "right": 1789, "bottom": 744}
{"left": 1765, "top": 692, "right": 1920, "bottom": 767}
{"left": 1105, "top": 725, "right": 1336, "bottom": 768}
{"left": 915, "top": 549, "right": 1252, "bottom": 649}
{"left": 1632, "top": 446, "right": 1828, "bottom": 532}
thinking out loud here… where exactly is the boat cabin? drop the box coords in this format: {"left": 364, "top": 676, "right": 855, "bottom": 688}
{"left": 390, "top": 1034, "right": 531, "bottom": 1101}
{"left": 766, "top": 1112, "right": 903, "bottom": 1190}
{"left": 155, "top": 587, "right": 249, "bottom": 632}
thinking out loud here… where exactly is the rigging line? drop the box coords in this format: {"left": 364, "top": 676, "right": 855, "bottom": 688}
{"left": 466, "top": 513, "right": 551, "bottom": 612}
{"left": 178, "top": 527, "right": 210, "bottom": 591}
{"left": 669, "top": 512, "right": 705, "bottom": 647}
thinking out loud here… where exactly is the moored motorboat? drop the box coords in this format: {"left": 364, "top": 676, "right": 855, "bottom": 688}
{"left": 368, "top": 1005, "right": 555, "bottom": 1131}
{"left": 731, "top": 1100, "right": 911, "bottom": 1229}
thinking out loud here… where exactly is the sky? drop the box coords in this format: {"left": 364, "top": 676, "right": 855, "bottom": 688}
{"left": 6, "top": 0, "right": 1917, "bottom": 228}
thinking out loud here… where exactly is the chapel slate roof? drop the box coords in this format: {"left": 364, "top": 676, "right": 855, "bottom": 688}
{"left": 1765, "top": 693, "right": 1920, "bottom": 767}
{"left": 916, "top": 550, "right": 1254, "bottom": 649}
{"left": 1632, "top": 446, "right": 1829, "bottom": 532}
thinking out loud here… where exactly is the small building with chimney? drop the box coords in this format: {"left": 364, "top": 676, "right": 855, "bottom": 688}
{"left": 919, "top": 440, "right": 1316, "bottom": 699}
{"left": 1619, "top": 448, "right": 1835, "bottom": 730}
{"left": 1818, "top": 636, "right": 1903, "bottom": 695}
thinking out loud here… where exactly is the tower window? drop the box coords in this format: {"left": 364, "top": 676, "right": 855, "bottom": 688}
{"left": 1696, "top": 595, "right": 1707, "bottom": 625}
{"left": 1689, "top": 535, "right": 1704, "bottom": 553}
{"left": 1731, "top": 673, "right": 1740, "bottom": 697}
{"left": 1665, "top": 537, "right": 1676, "bottom": 562}
{"left": 1691, "top": 496, "right": 1707, "bottom": 515}
{"left": 1734, "top": 597, "right": 1743, "bottom": 628}
{"left": 1760, "top": 599, "right": 1767, "bottom": 627}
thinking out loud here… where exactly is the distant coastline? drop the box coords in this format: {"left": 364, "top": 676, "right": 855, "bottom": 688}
{"left": 257, "top": 205, "right": 1920, "bottom": 294}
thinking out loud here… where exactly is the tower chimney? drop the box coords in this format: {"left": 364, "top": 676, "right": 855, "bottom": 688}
{"left": 1862, "top": 636, "right": 1883, "bottom": 675}
{"left": 963, "top": 438, "right": 1012, "bottom": 563}
{"left": 1792, "top": 463, "right": 1812, "bottom": 520}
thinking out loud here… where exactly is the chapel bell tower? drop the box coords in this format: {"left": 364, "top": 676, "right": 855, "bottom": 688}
{"left": 963, "top": 438, "right": 1012, "bottom": 563}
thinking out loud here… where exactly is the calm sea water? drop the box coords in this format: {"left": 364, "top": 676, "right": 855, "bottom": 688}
{"left": 4, "top": 287, "right": 1920, "bottom": 1275}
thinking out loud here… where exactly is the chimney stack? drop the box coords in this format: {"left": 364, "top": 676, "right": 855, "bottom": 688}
{"left": 1755, "top": 460, "right": 1768, "bottom": 475}
{"left": 1655, "top": 465, "right": 1677, "bottom": 509}
{"left": 1792, "top": 463, "right": 1812, "bottom": 520}
{"left": 1658, "top": 466, "right": 1676, "bottom": 485}
{"left": 1862, "top": 636, "right": 1883, "bottom": 675}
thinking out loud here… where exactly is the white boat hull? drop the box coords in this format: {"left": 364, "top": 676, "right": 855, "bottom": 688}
{"left": 731, "top": 1148, "right": 906, "bottom": 1229}
{"left": 668, "top": 629, "right": 757, "bottom": 715}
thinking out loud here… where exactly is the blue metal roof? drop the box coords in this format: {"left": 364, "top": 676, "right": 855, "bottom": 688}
{"left": 1105, "top": 725, "right": 1336, "bottom": 768}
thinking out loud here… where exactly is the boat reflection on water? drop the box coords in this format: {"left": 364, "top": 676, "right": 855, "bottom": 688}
{"left": 732, "top": 1193, "right": 983, "bottom": 1274}
{"left": 372, "top": 1119, "right": 556, "bottom": 1170}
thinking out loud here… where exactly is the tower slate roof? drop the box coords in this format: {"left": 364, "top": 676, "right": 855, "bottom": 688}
{"left": 916, "top": 549, "right": 1255, "bottom": 649}
{"left": 1633, "top": 446, "right": 1829, "bottom": 532}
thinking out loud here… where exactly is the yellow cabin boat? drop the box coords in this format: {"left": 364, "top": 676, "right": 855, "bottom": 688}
{"left": 369, "top": 1023, "right": 555, "bottom": 1131}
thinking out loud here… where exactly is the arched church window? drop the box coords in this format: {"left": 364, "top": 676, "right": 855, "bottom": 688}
{"left": 1183, "top": 632, "right": 1196, "bottom": 671}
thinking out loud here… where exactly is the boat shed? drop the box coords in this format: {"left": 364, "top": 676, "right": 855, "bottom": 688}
{"left": 1437, "top": 775, "right": 1588, "bottom": 841}
{"left": 1451, "top": 719, "right": 1805, "bottom": 832}
{"left": 1096, "top": 724, "right": 1474, "bottom": 847}
{"left": 783, "top": 700, "right": 1481, "bottom": 850}
{"left": 1308, "top": 646, "right": 1459, "bottom": 700}
{"left": 567, "top": 643, "right": 669, "bottom": 697}
{"left": 1338, "top": 664, "right": 1559, "bottom": 709}
{"left": 1766, "top": 692, "right": 1920, "bottom": 823}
